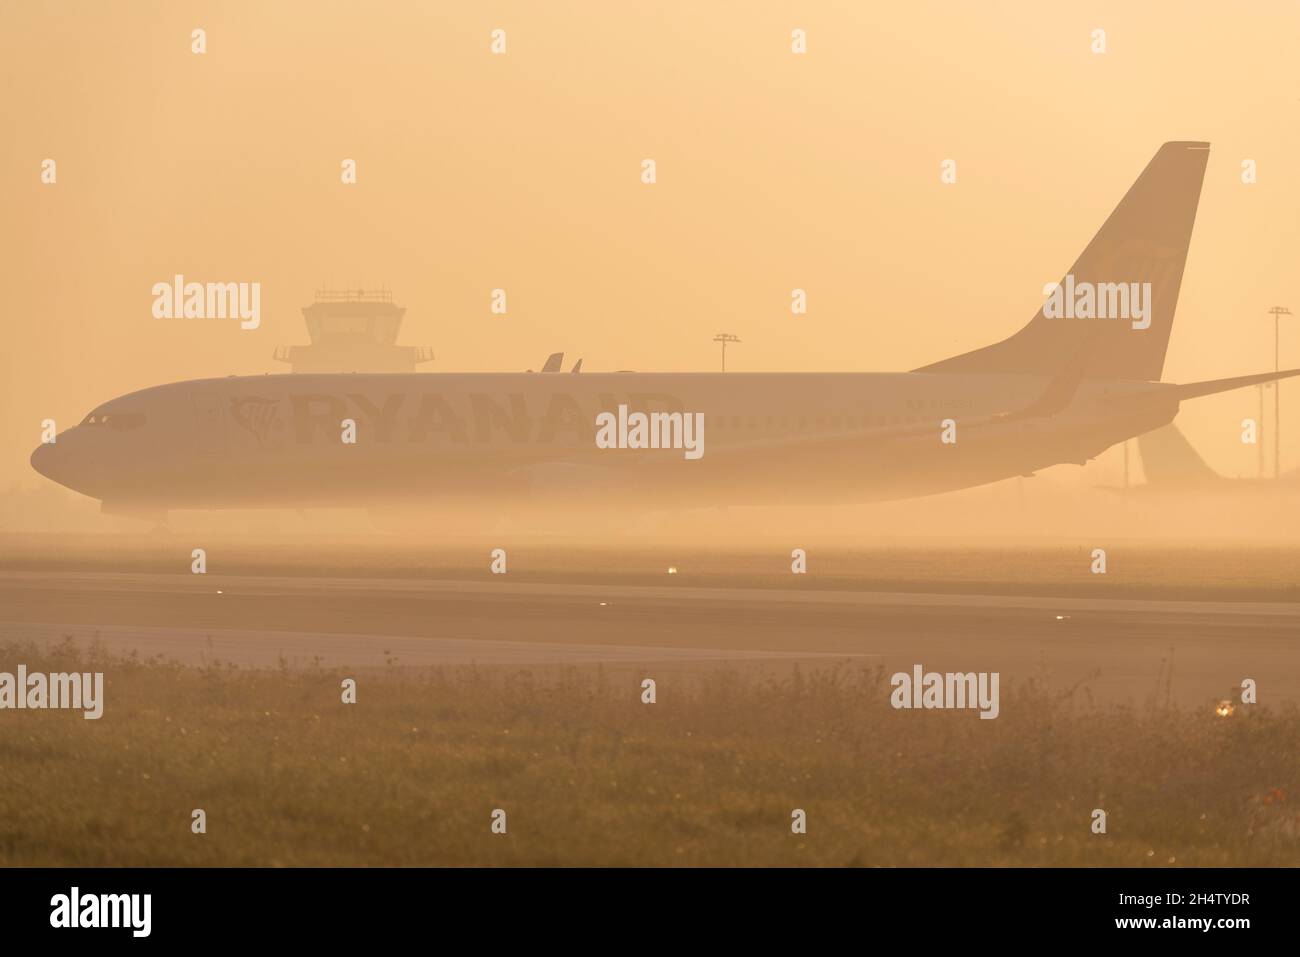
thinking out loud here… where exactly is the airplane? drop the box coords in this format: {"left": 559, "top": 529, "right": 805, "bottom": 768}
{"left": 30, "top": 141, "right": 1300, "bottom": 522}
{"left": 1129, "top": 422, "right": 1299, "bottom": 491}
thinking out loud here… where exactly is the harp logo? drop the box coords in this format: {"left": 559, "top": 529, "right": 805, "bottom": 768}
{"left": 231, "top": 396, "right": 283, "bottom": 448}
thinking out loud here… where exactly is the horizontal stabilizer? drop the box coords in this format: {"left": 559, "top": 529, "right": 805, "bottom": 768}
{"left": 1171, "top": 368, "right": 1300, "bottom": 400}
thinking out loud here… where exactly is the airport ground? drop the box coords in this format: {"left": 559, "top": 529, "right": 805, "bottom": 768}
{"left": 0, "top": 532, "right": 1296, "bottom": 865}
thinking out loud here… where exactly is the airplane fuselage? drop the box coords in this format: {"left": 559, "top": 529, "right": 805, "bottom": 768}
{"left": 31, "top": 371, "right": 1180, "bottom": 512}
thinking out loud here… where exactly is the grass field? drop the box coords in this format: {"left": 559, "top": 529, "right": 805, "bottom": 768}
{"left": 1, "top": 637, "right": 1295, "bottom": 866}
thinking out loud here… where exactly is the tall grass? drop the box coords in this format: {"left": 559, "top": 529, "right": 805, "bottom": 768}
{"left": 0, "top": 638, "right": 1295, "bottom": 866}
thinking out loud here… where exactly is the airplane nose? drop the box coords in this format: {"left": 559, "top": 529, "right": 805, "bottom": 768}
{"left": 30, "top": 439, "right": 79, "bottom": 492}
{"left": 30, "top": 441, "right": 58, "bottom": 480}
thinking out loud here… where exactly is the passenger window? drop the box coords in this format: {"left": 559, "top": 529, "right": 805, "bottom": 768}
{"left": 107, "top": 413, "right": 146, "bottom": 430}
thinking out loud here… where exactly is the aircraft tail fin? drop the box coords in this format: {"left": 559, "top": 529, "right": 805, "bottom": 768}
{"left": 916, "top": 142, "right": 1210, "bottom": 381}
{"left": 1137, "top": 423, "right": 1220, "bottom": 486}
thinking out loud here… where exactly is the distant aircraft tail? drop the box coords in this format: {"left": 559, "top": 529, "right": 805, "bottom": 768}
{"left": 1137, "top": 423, "right": 1221, "bottom": 487}
{"left": 917, "top": 141, "right": 1210, "bottom": 381}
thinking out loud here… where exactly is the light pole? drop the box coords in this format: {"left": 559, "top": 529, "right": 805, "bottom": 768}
{"left": 1267, "top": 306, "right": 1292, "bottom": 478}
{"left": 713, "top": 333, "right": 741, "bottom": 372}
{"left": 1258, "top": 384, "right": 1266, "bottom": 479}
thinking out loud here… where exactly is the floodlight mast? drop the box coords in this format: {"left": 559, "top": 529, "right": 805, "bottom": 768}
{"left": 713, "top": 333, "right": 741, "bottom": 372}
{"left": 1267, "top": 306, "right": 1292, "bottom": 478}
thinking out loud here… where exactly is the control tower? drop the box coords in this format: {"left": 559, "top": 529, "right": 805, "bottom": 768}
{"left": 273, "top": 288, "right": 434, "bottom": 373}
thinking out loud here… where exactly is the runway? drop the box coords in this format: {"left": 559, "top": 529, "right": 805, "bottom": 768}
{"left": 0, "top": 570, "right": 1296, "bottom": 703}
{"left": 0, "top": 620, "right": 859, "bottom": 669}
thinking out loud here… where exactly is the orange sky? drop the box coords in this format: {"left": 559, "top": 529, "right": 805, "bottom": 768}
{"left": 3, "top": 0, "right": 1298, "bottom": 489}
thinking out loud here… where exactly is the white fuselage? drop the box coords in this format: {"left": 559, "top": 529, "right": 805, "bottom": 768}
{"left": 31, "top": 371, "right": 1180, "bottom": 511}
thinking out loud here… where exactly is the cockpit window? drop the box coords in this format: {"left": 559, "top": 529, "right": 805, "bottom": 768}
{"left": 81, "top": 412, "right": 146, "bottom": 430}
